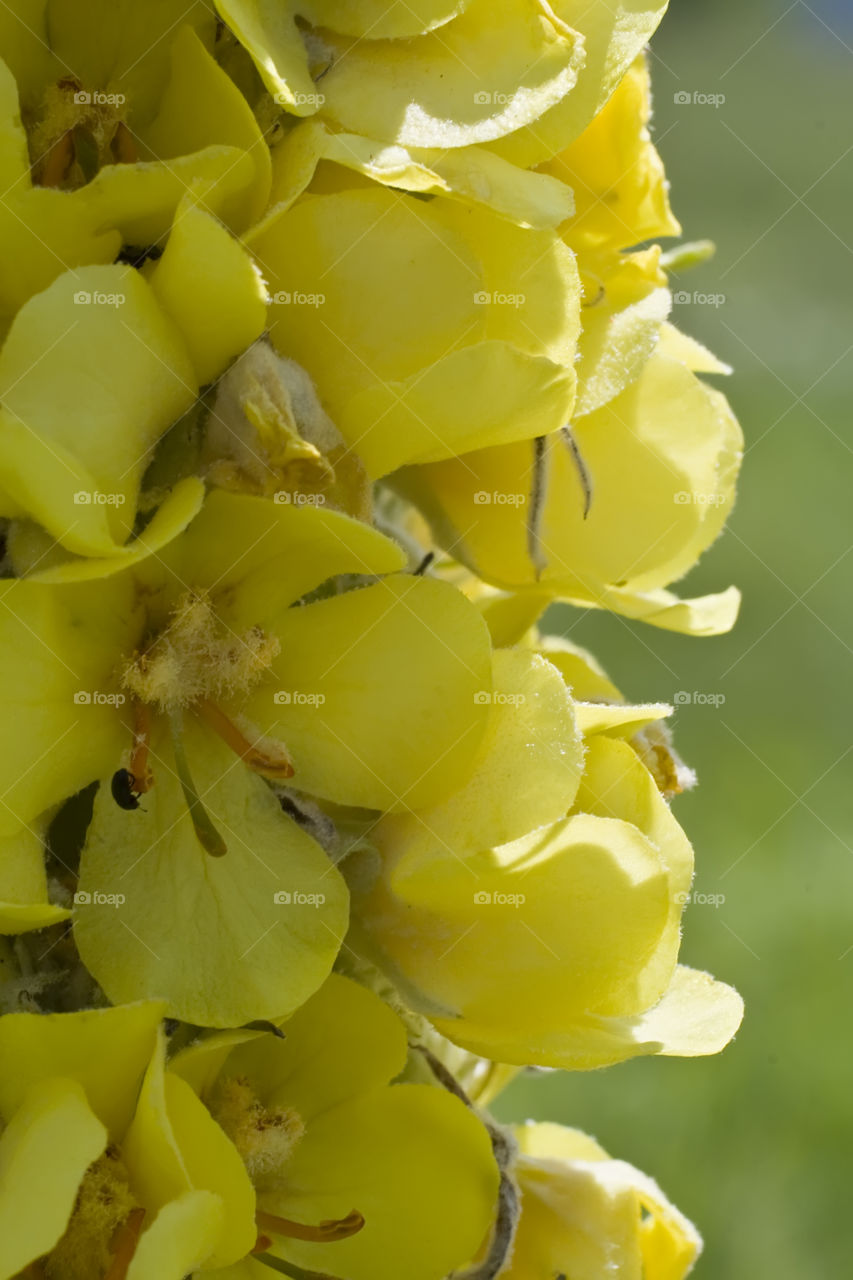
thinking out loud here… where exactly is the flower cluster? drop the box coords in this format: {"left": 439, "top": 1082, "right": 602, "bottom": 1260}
{"left": 0, "top": 3, "right": 743, "bottom": 1278}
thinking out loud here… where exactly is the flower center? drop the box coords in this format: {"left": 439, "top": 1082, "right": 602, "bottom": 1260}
{"left": 27, "top": 78, "right": 136, "bottom": 189}
{"left": 114, "top": 591, "right": 293, "bottom": 853}
{"left": 210, "top": 1076, "right": 366, "bottom": 1252}
{"left": 41, "top": 1146, "right": 143, "bottom": 1280}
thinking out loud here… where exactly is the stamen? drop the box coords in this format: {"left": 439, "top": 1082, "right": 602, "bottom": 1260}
{"left": 169, "top": 711, "right": 228, "bottom": 857}
{"left": 526, "top": 436, "right": 550, "bottom": 579}
{"left": 559, "top": 425, "right": 593, "bottom": 519}
{"left": 104, "top": 1207, "right": 146, "bottom": 1280}
{"left": 197, "top": 700, "right": 294, "bottom": 780}
{"left": 39, "top": 130, "right": 74, "bottom": 187}
{"left": 110, "top": 121, "right": 137, "bottom": 164}
{"left": 255, "top": 1209, "right": 365, "bottom": 1243}
{"left": 253, "top": 1233, "right": 275, "bottom": 1253}
{"left": 129, "top": 702, "right": 154, "bottom": 795}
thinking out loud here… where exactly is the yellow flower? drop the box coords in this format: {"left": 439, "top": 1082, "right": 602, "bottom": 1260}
{"left": 0, "top": 1000, "right": 254, "bottom": 1278}
{"left": 395, "top": 346, "right": 743, "bottom": 636}
{"left": 216, "top": 0, "right": 668, "bottom": 174}
{"left": 0, "top": 239, "right": 265, "bottom": 560}
{"left": 171, "top": 974, "right": 500, "bottom": 1280}
{"left": 0, "top": 10, "right": 270, "bottom": 325}
{"left": 0, "top": 492, "right": 494, "bottom": 1025}
{"left": 251, "top": 184, "right": 581, "bottom": 479}
{"left": 503, "top": 1122, "right": 701, "bottom": 1280}
{"left": 352, "top": 651, "right": 743, "bottom": 1068}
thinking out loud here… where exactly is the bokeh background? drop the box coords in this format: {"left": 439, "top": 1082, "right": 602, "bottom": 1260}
{"left": 493, "top": 1, "right": 853, "bottom": 1276}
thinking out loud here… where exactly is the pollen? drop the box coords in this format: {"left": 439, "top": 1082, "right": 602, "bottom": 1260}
{"left": 45, "top": 1146, "right": 138, "bottom": 1280}
{"left": 211, "top": 1075, "right": 305, "bottom": 1191}
{"left": 121, "top": 591, "right": 280, "bottom": 713}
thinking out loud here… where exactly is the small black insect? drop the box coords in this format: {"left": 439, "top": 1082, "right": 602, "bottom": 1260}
{"left": 110, "top": 768, "right": 142, "bottom": 811}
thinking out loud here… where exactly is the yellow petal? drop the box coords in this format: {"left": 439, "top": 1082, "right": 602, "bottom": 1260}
{"left": 657, "top": 321, "right": 732, "bottom": 374}
{"left": 276, "top": 121, "right": 575, "bottom": 228}
{"left": 574, "top": 251, "right": 671, "bottom": 417}
{"left": 13, "top": 477, "right": 205, "bottom": 583}
{"left": 264, "top": 1084, "right": 498, "bottom": 1280}
{"left": 0, "top": 1002, "right": 166, "bottom": 1138}
{"left": 150, "top": 194, "right": 267, "bottom": 385}
{"left": 316, "top": 0, "right": 583, "bottom": 149}
{"left": 75, "top": 723, "right": 350, "bottom": 1027}
{"left": 573, "top": 736, "right": 693, "bottom": 1008}
{"left": 0, "top": 1077, "right": 107, "bottom": 1280}
{"left": 544, "top": 54, "right": 681, "bottom": 256}
{"left": 493, "top": 0, "right": 670, "bottom": 167}
{"left": 140, "top": 24, "right": 272, "bottom": 230}
{"left": 124, "top": 1033, "right": 256, "bottom": 1269}
{"left": 374, "top": 648, "right": 583, "bottom": 862}
{"left": 574, "top": 701, "right": 672, "bottom": 738}
{"left": 40, "top": 1, "right": 218, "bottom": 127}
{"left": 211, "top": 974, "right": 408, "bottom": 1122}
{"left": 404, "top": 354, "right": 743, "bottom": 608}
{"left": 169, "top": 489, "right": 406, "bottom": 633}
{"left": 247, "top": 575, "right": 492, "bottom": 810}
{"left": 0, "top": 574, "right": 140, "bottom": 836}
{"left": 362, "top": 812, "right": 674, "bottom": 1065}
{"left": 0, "top": 821, "right": 71, "bottom": 934}
{"left": 255, "top": 186, "right": 580, "bottom": 477}
{"left": 0, "top": 264, "right": 196, "bottom": 555}
{"left": 127, "top": 1190, "right": 225, "bottom": 1280}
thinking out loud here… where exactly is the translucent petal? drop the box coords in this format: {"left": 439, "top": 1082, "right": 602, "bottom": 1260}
{"left": 246, "top": 575, "right": 492, "bottom": 810}
{"left": 0, "top": 265, "right": 196, "bottom": 555}
{"left": 0, "top": 821, "right": 71, "bottom": 933}
{"left": 0, "top": 574, "right": 140, "bottom": 836}
{"left": 140, "top": 24, "right": 272, "bottom": 230}
{"left": 0, "top": 1002, "right": 166, "bottom": 1138}
{"left": 124, "top": 1033, "right": 256, "bottom": 1268}
{"left": 127, "top": 1191, "right": 225, "bottom": 1280}
{"left": 362, "top": 812, "right": 673, "bottom": 1063}
{"left": 150, "top": 194, "right": 267, "bottom": 385}
{"left": 75, "top": 723, "right": 349, "bottom": 1027}
{"left": 492, "top": 0, "right": 670, "bottom": 166}
{"left": 256, "top": 187, "right": 580, "bottom": 476}
{"left": 373, "top": 648, "right": 583, "bottom": 863}
{"left": 263, "top": 1084, "right": 498, "bottom": 1280}
{"left": 209, "top": 974, "right": 407, "bottom": 1122}
{"left": 0, "top": 1077, "right": 106, "bottom": 1280}
{"left": 316, "top": 0, "right": 583, "bottom": 149}
{"left": 168, "top": 489, "right": 405, "bottom": 633}
{"left": 544, "top": 54, "right": 681, "bottom": 256}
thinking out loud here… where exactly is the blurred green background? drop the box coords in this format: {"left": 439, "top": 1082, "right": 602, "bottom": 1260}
{"left": 493, "top": 2, "right": 853, "bottom": 1276}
